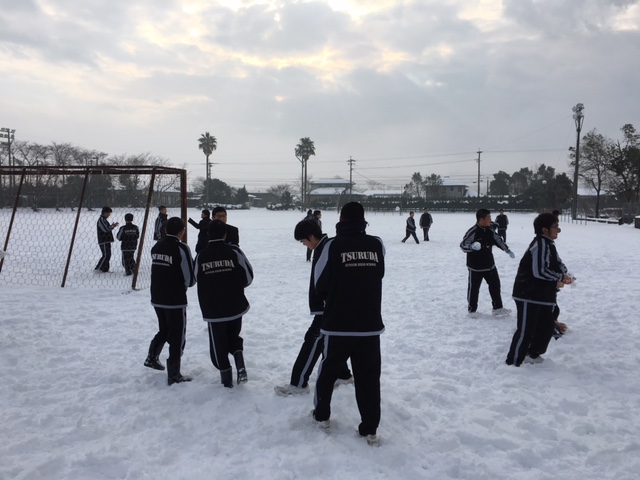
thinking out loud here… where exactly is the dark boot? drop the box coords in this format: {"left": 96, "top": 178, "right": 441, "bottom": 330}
{"left": 234, "top": 350, "right": 248, "bottom": 384}
{"left": 144, "top": 354, "right": 165, "bottom": 371}
{"left": 220, "top": 368, "right": 233, "bottom": 388}
{"left": 166, "top": 357, "right": 191, "bottom": 386}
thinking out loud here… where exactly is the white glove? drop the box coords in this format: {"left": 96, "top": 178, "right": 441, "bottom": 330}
{"left": 471, "top": 242, "right": 481, "bottom": 251}
{"left": 508, "top": 250, "right": 515, "bottom": 259}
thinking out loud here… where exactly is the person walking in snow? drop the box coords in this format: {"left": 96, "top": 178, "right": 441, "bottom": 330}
{"left": 495, "top": 209, "right": 509, "bottom": 242}
{"left": 195, "top": 219, "right": 253, "bottom": 388}
{"left": 146, "top": 217, "right": 196, "bottom": 385}
{"left": 460, "top": 209, "right": 515, "bottom": 317}
{"left": 311, "top": 202, "right": 385, "bottom": 447}
{"left": 401, "top": 212, "right": 419, "bottom": 244}
{"left": 274, "top": 220, "right": 353, "bottom": 396}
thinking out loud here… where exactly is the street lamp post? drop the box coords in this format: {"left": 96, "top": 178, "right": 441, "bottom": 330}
{"left": 571, "top": 103, "right": 585, "bottom": 220}
{"left": 1, "top": 127, "right": 16, "bottom": 189}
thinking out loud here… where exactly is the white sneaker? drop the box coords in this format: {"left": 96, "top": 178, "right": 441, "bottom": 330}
{"left": 310, "top": 410, "right": 330, "bottom": 431}
{"left": 274, "top": 384, "right": 309, "bottom": 396}
{"left": 523, "top": 355, "right": 544, "bottom": 364}
{"left": 364, "top": 434, "right": 380, "bottom": 447}
{"left": 468, "top": 311, "right": 480, "bottom": 319}
{"left": 334, "top": 376, "right": 354, "bottom": 389}
{"left": 492, "top": 308, "right": 512, "bottom": 317}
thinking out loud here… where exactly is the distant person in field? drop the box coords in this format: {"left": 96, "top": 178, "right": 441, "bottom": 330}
{"left": 495, "top": 209, "right": 509, "bottom": 242}
{"left": 401, "top": 212, "right": 419, "bottom": 244}
{"left": 146, "top": 217, "right": 196, "bottom": 386}
{"left": 153, "top": 206, "right": 168, "bottom": 241}
{"left": 419, "top": 207, "right": 433, "bottom": 241}
{"left": 212, "top": 206, "right": 240, "bottom": 246}
{"left": 95, "top": 206, "right": 119, "bottom": 273}
{"left": 460, "top": 208, "right": 515, "bottom": 317}
{"left": 188, "top": 209, "right": 212, "bottom": 253}
{"left": 506, "top": 213, "right": 574, "bottom": 366}
{"left": 274, "top": 219, "right": 353, "bottom": 397}
{"left": 195, "top": 219, "right": 253, "bottom": 388}
{"left": 116, "top": 213, "right": 140, "bottom": 276}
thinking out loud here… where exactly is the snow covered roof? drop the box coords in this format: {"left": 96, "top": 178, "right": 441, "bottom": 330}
{"left": 361, "top": 189, "right": 403, "bottom": 197}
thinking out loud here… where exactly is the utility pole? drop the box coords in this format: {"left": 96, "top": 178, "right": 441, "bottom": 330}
{"left": 476, "top": 150, "right": 482, "bottom": 197}
{"left": 571, "top": 103, "right": 585, "bottom": 220}
{"left": 347, "top": 156, "right": 356, "bottom": 196}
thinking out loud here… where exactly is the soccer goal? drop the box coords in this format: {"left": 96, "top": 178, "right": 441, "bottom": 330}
{"left": 0, "top": 165, "right": 187, "bottom": 289}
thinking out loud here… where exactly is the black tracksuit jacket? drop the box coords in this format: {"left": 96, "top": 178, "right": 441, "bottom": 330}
{"left": 150, "top": 235, "right": 195, "bottom": 308}
{"left": 314, "top": 220, "right": 385, "bottom": 336}
{"left": 116, "top": 223, "right": 140, "bottom": 251}
{"left": 512, "top": 235, "right": 565, "bottom": 305}
{"left": 460, "top": 224, "right": 511, "bottom": 271}
{"left": 195, "top": 239, "right": 253, "bottom": 322}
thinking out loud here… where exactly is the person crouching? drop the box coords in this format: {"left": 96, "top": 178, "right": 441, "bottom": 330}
{"left": 195, "top": 219, "right": 254, "bottom": 387}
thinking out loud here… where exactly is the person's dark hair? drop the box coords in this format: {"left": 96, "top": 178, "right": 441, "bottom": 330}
{"left": 340, "top": 202, "right": 365, "bottom": 221}
{"left": 124, "top": 213, "right": 133, "bottom": 222}
{"left": 294, "top": 220, "right": 322, "bottom": 241}
{"left": 212, "top": 206, "right": 227, "bottom": 216}
{"left": 476, "top": 208, "right": 491, "bottom": 221}
{"left": 313, "top": 210, "right": 321, "bottom": 217}
{"left": 166, "top": 217, "right": 185, "bottom": 235}
{"left": 101, "top": 206, "right": 112, "bottom": 214}
{"left": 551, "top": 209, "right": 560, "bottom": 216}
{"left": 307, "top": 209, "right": 312, "bottom": 216}
{"left": 158, "top": 205, "right": 166, "bottom": 212}
{"left": 409, "top": 211, "right": 414, "bottom": 215}
{"left": 202, "top": 209, "right": 210, "bottom": 218}
{"left": 499, "top": 209, "right": 504, "bottom": 213}
{"left": 208, "top": 219, "right": 227, "bottom": 240}
{"left": 534, "top": 213, "right": 558, "bottom": 235}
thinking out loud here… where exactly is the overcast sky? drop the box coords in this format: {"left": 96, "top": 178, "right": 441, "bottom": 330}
{"left": 1, "top": 0, "right": 639, "bottom": 191}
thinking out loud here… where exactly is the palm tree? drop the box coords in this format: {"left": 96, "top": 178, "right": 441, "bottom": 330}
{"left": 198, "top": 132, "right": 217, "bottom": 206}
{"left": 294, "top": 137, "right": 315, "bottom": 209}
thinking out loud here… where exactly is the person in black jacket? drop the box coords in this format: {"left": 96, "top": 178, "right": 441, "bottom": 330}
{"left": 419, "top": 207, "right": 433, "bottom": 241}
{"left": 195, "top": 219, "right": 253, "bottom": 388}
{"left": 401, "top": 212, "right": 419, "bottom": 244}
{"left": 506, "top": 213, "right": 574, "bottom": 366}
{"left": 95, "top": 206, "right": 119, "bottom": 272}
{"left": 187, "top": 209, "right": 212, "bottom": 253}
{"left": 460, "top": 209, "right": 515, "bottom": 317}
{"left": 212, "top": 206, "right": 240, "bottom": 246}
{"left": 311, "top": 202, "right": 385, "bottom": 447}
{"left": 274, "top": 220, "right": 352, "bottom": 396}
{"left": 153, "top": 206, "right": 168, "bottom": 241}
{"left": 145, "top": 217, "right": 196, "bottom": 385}
{"left": 116, "top": 213, "right": 139, "bottom": 276}
{"left": 495, "top": 209, "right": 509, "bottom": 242}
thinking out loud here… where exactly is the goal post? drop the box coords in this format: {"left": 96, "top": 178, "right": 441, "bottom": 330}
{"left": 0, "top": 165, "right": 188, "bottom": 289}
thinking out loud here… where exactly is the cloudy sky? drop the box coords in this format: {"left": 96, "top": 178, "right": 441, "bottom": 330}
{"left": 1, "top": 0, "right": 639, "bottom": 191}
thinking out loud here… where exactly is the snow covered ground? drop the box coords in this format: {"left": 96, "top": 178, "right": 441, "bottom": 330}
{"left": 1, "top": 208, "right": 639, "bottom": 480}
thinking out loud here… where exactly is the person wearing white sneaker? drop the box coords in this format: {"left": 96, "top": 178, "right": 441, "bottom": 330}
{"left": 274, "top": 220, "right": 353, "bottom": 397}
{"left": 506, "top": 213, "right": 574, "bottom": 367}
{"left": 312, "top": 202, "right": 385, "bottom": 442}
{"left": 460, "top": 209, "right": 515, "bottom": 317}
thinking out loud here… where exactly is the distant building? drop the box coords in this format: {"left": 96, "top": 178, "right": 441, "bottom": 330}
{"left": 425, "top": 177, "right": 469, "bottom": 199}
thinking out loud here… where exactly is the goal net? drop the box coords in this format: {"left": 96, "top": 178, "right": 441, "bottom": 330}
{"left": 0, "top": 165, "right": 187, "bottom": 289}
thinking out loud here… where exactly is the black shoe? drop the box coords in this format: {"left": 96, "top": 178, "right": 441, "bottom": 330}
{"left": 144, "top": 356, "right": 165, "bottom": 371}
{"left": 221, "top": 369, "right": 234, "bottom": 388}
{"left": 168, "top": 374, "right": 192, "bottom": 386}
{"left": 237, "top": 367, "right": 248, "bottom": 384}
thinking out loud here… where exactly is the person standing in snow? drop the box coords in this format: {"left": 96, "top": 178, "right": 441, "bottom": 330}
{"left": 146, "top": 217, "right": 196, "bottom": 385}
{"left": 274, "top": 220, "right": 353, "bottom": 396}
{"left": 495, "top": 209, "right": 509, "bottom": 242}
{"left": 95, "top": 206, "right": 119, "bottom": 273}
{"left": 195, "top": 219, "right": 253, "bottom": 388}
{"left": 312, "top": 202, "right": 385, "bottom": 447}
{"left": 419, "top": 207, "right": 433, "bottom": 241}
{"left": 153, "top": 206, "right": 168, "bottom": 241}
{"left": 116, "top": 213, "right": 139, "bottom": 276}
{"left": 506, "top": 213, "right": 574, "bottom": 366}
{"left": 460, "top": 208, "right": 515, "bottom": 317}
{"left": 188, "top": 209, "right": 212, "bottom": 254}
{"left": 401, "top": 211, "right": 419, "bottom": 244}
